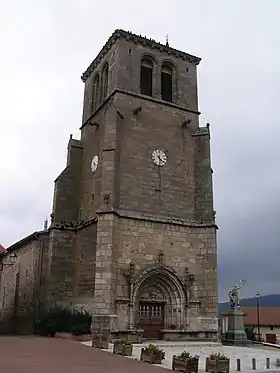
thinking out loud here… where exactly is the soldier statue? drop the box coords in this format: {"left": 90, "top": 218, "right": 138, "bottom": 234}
{"left": 228, "top": 280, "right": 246, "bottom": 309}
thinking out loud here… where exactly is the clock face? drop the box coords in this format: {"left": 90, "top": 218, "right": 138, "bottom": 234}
{"left": 152, "top": 149, "right": 167, "bottom": 167}
{"left": 91, "top": 156, "right": 98, "bottom": 172}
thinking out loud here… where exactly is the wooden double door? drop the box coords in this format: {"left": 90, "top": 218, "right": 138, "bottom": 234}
{"left": 137, "top": 301, "right": 165, "bottom": 339}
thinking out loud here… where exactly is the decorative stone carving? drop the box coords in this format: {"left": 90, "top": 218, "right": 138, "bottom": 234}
{"left": 213, "top": 210, "right": 216, "bottom": 222}
{"left": 123, "top": 262, "right": 136, "bottom": 303}
{"left": 103, "top": 194, "right": 110, "bottom": 204}
{"left": 140, "top": 285, "right": 164, "bottom": 301}
{"left": 183, "top": 267, "right": 195, "bottom": 302}
{"left": 157, "top": 250, "right": 164, "bottom": 263}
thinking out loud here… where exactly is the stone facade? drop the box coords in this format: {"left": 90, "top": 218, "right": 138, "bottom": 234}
{"left": 0, "top": 232, "right": 49, "bottom": 333}
{"left": 0, "top": 29, "right": 218, "bottom": 339}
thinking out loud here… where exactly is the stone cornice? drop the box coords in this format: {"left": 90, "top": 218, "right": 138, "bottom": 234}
{"left": 49, "top": 217, "right": 97, "bottom": 232}
{"left": 192, "top": 123, "right": 210, "bottom": 138}
{"left": 80, "top": 88, "right": 200, "bottom": 130}
{"left": 81, "top": 29, "right": 201, "bottom": 82}
{"left": 96, "top": 208, "right": 218, "bottom": 229}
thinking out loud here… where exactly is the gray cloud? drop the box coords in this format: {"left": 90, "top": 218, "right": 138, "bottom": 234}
{"left": 1, "top": 0, "right": 279, "bottom": 301}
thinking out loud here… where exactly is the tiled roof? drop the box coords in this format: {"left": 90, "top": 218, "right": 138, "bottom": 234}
{"left": 0, "top": 244, "right": 7, "bottom": 254}
{"left": 242, "top": 306, "right": 280, "bottom": 326}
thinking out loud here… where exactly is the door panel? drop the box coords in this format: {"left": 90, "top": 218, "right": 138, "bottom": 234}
{"left": 138, "top": 302, "right": 164, "bottom": 339}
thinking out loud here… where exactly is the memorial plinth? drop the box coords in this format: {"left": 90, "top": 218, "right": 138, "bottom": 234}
{"left": 222, "top": 308, "right": 251, "bottom": 346}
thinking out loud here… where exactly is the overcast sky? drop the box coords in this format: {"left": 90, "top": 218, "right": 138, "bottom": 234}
{"left": 1, "top": 0, "right": 279, "bottom": 302}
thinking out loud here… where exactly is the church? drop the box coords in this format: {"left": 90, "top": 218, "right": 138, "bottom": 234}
{"left": 0, "top": 29, "right": 218, "bottom": 340}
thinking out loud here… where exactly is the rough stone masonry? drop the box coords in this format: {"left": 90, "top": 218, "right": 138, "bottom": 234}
{"left": 0, "top": 29, "right": 218, "bottom": 340}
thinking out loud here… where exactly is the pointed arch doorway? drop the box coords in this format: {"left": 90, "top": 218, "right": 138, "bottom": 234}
{"left": 133, "top": 266, "right": 187, "bottom": 340}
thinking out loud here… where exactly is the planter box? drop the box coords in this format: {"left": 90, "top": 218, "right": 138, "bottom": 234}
{"left": 205, "top": 358, "right": 230, "bottom": 373}
{"left": 92, "top": 330, "right": 109, "bottom": 349}
{"left": 54, "top": 332, "right": 91, "bottom": 341}
{"left": 140, "top": 348, "right": 164, "bottom": 364}
{"left": 72, "top": 333, "right": 91, "bottom": 341}
{"left": 92, "top": 337, "right": 109, "bottom": 349}
{"left": 172, "top": 356, "right": 199, "bottom": 373}
{"left": 113, "top": 342, "right": 133, "bottom": 356}
{"left": 54, "top": 332, "right": 73, "bottom": 339}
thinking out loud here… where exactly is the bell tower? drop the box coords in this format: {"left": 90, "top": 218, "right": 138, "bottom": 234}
{"left": 51, "top": 29, "right": 218, "bottom": 341}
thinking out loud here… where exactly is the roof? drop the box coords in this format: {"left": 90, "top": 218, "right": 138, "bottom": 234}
{"left": 0, "top": 244, "right": 7, "bottom": 254}
{"left": 242, "top": 307, "right": 280, "bottom": 326}
{"left": 81, "top": 29, "right": 201, "bottom": 82}
{"left": 4, "top": 230, "right": 48, "bottom": 256}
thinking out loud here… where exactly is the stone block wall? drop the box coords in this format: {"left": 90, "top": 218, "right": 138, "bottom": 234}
{"left": 117, "top": 36, "right": 199, "bottom": 111}
{"left": 92, "top": 212, "right": 218, "bottom": 332}
{"left": 114, "top": 92, "right": 200, "bottom": 219}
{"left": 82, "top": 42, "right": 120, "bottom": 124}
{"left": 52, "top": 137, "right": 83, "bottom": 224}
{"left": 0, "top": 232, "right": 48, "bottom": 334}
{"left": 116, "top": 215, "right": 217, "bottom": 313}
{"left": 46, "top": 229, "right": 77, "bottom": 305}
{"left": 74, "top": 222, "right": 97, "bottom": 308}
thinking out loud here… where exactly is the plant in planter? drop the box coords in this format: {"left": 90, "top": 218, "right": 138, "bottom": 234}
{"left": 172, "top": 351, "right": 199, "bottom": 373}
{"left": 92, "top": 330, "right": 109, "bottom": 349}
{"left": 140, "top": 344, "right": 165, "bottom": 364}
{"left": 205, "top": 352, "right": 230, "bottom": 373}
{"left": 113, "top": 338, "right": 133, "bottom": 356}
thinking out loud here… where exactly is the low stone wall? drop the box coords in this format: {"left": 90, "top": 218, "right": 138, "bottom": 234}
{"left": 161, "top": 330, "right": 218, "bottom": 341}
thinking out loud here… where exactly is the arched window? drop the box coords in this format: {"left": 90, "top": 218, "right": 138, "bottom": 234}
{"left": 161, "top": 63, "right": 173, "bottom": 102}
{"left": 101, "top": 63, "right": 109, "bottom": 101}
{"left": 140, "top": 57, "right": 153, "bottom": 97}
{"left": 92, "top": 73, "right": 100, "bottom": 112}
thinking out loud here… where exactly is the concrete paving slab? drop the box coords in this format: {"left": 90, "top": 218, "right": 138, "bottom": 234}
{"left": 81, "top": 340, "right": 280, "bottom": 372}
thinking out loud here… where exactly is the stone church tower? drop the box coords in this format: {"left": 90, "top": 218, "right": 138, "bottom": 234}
{"left": 49, "top": 29, "right": 218, "bottom": 340}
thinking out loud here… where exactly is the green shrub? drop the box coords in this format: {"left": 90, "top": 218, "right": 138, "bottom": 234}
{"left": 177, "top": 351, "right": 199, "bottom": 360}
{"left": 143, "top": 344, "right": 165, "bottom": 359}
{"left": 35, "top": 305, "right": 91, "bottom": 336}
{"left": 209, "top": 352, "right": 228, "bottom": 360}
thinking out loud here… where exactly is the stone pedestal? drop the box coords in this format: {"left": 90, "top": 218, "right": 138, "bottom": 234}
{"left": 222, "top": 308, "right": 251, "bottom": 346}
{"left": 91, "top": 314, "right": 118, "bottom": 343}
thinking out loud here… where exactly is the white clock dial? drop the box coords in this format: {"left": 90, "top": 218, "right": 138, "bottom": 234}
{"left": 152, "top": 149, "right": 167, "bottom": 167}
{"left": 91, "top": 156, "right": 98, "bottom": 172}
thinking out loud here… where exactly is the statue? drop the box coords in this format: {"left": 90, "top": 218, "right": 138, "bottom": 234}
{"left": 228, "top": 280, "right": 246, "bottom": 309}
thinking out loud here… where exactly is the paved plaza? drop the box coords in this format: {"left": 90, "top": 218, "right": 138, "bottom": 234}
{"left": 2, "top": 335, "right": 280, "bottom": 372}
{"left": 0, "top": 336, "right": 170, "bottom": 373}
{"left": 82, "top": 340, "right": 280, "bottom": 372}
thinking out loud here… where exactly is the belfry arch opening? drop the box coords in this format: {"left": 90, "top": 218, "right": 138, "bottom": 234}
{"left": 161, "top": 62, "right": 173, "bottom": 102}
{"left": 140, "top": 57, "right": 153, "bottom": 97}
{"left": 101, "top": 62, "right": 109, "bottom": 101}
{"left": 92, "top": 73, "right": 100, "bottom": 112}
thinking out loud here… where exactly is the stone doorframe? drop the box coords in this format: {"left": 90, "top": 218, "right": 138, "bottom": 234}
{"left": 130, "top": 265, "right": 187, "bottom": 329}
